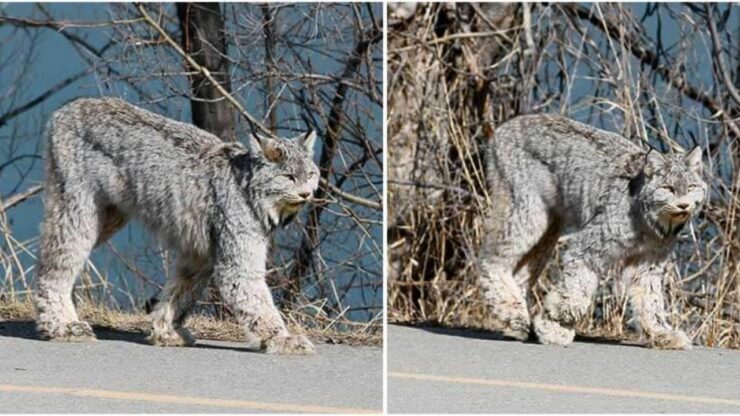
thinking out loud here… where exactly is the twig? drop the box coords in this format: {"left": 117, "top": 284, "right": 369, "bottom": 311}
{"left": 563, "top": 3, "right": 740, "bottom": 137}
{"left": 0, "top": 70, "right": 91, "bottom": 128}
{"left": 0, "top": 15, "right": 143, "bottom": 29}
{"left": 706, "top": 5, "right": 740, "bottom": 107}
{"left": 1, "top": 185, "right": 43, "bottom": 212}
{"left": 319, "top": 178, "right": 381, "bottom": 210}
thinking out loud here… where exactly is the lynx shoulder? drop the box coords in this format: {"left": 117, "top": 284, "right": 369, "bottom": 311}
{"left": 35, "top": 97, "right": 319, "bottom": 354}
{"left": 478, "top": 114, "right": 707, "bottom": 349}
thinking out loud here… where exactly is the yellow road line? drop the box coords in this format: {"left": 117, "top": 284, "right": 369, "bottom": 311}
{"left": 0, "top": 384, "right": 379, "bottom": 414}
{"left": 389, "top": 372, "right": 740, "bottom": 408}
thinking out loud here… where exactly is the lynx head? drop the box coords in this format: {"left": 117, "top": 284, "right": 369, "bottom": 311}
{"left": 214, "top": 130, "right": 319, "bottom": 228}
{"left": 250, "top": 130, "right": 319, "bottom": 227}
{"left": 632, "top": 147, "right": 707, "bottom": 238}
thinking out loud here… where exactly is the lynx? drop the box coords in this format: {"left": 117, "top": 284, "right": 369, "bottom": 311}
{"left": 35, "top": 97, "right": 319, "bottom": 354}
{"left": 479, "top": 114, "right": 706, "bottom": 350}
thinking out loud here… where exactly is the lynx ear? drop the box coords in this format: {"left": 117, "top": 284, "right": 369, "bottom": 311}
{"left": 643, "top": 149, "right": 665, "bottom": 177}
{"left": 204, "top": 141, "right": 248, "bottom": 160}
{"left": 297, "top": 130, "right": 317, "bottom": 159}
{"left": 248, "top": 134, "right": 285, "bottom": 163}
{"left": 621, "top": 152, "right": 647, "bottom": 178}
{"left": 686, "top": 146, "right": 703, "bottom": 176}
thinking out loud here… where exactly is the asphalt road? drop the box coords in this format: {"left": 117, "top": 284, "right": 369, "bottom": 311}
{"left": 388, "top": 324, "right": 740, "bottom": 413}
{"left": 0, "top": 320, "right": 382, "bottom": 413}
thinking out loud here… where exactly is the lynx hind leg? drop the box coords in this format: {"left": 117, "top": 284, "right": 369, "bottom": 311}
{"left": 148, "top": 255, "right": 210, "bottom": 347}
{"left": 35, "top": 192, "right": 99, "bottom": 342}
{"left": 479, "top": 196, "right": 553, "bottom": 341}
{"left": 534, "top": 253, "right": 598, "bottom": 346}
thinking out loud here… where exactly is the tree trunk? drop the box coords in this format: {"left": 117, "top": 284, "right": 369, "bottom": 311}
{"left": 177, "top": 3, "right": 235, "bottom": 142}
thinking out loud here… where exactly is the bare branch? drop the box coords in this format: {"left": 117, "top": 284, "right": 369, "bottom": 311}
{"left": 706, "top": 4, "right": 740, "bottom": 107}
{"left": 0, "top": 69, "right": 90, "bottom": 128}
{"left": 1, "top": 185, "right": 43, "bottom": 212}
{"left": 134, "top": 3, "right": 274, "bottom": 138}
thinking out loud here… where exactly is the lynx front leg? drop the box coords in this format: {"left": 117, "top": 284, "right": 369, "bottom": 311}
{"left": 533, "top": 253, "right": 598, "bottom": 346}
{"left": 626, "top": 262, "right": 691, "bottom": 350}
{"left": 216, "top": 276, "right": 315, "bottom": 355}
{"left": 213, "top": 240, "right": 315, "bottom": 355}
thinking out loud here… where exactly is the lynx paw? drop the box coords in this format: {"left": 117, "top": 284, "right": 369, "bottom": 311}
{"left": 648, "top": 330, "right": 692, "bottom": 350}
{"left": 148, "top": 327, "right": 196, "bottom": 347}
{"left": 265, "top": 334, "right": 316, "bottom": 355}
{"left": 533, "top": 314, "right": 575, "bottom": 346}
{"left": 38, "top": 321, "right": 97, "bottom": 342}
{"left": 487, "top": 302, "right": 531, "bottom": 341}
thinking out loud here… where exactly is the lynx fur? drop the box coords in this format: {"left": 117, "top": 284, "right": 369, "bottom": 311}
{"left": 34, "top": 97, "right": 319, "bottom": 354}
{"left": 479, "top": 114, "right": 707, "bottom": 350}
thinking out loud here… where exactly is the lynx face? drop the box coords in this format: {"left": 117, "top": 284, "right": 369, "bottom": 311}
{"left": 246, "top": 131, "right": 320, "bottom": 227}
{"left": 635, "top": 147, "right": 707, "bottom": 237}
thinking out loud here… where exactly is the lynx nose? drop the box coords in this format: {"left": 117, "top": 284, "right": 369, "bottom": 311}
{"left": 677, "top": 203, "right": 690, "bottom": 210}
{"left": 299, "top": 192, "right": 312, "bottom": 200}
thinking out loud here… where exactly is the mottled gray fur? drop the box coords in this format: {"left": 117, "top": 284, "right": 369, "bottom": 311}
{"left": 479, "top": 114, "right": 706, "bottom": 350}
{"left": 35, "top": 97, "right": 319, "bottom": 354}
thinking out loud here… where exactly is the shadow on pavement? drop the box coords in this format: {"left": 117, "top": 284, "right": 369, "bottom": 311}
{"left": 192, "top": 342, "right": 256, "bottom": 353}
{"left": 0, "top": 319, "right": 259, "bottom": 352}
{"left": 398, "top": 323, "right": 636, "bottom": 348}
{"left": 0, "top": 320, "right": 37, "bottom": 340}
{"left": 0, "top": 319, "right": 150, "bottom": 344}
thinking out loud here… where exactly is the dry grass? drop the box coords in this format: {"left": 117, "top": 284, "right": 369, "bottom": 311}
{"left": 0, "top": 300, "right": 380, "bottom": 347}
{"left": 388, "top": 3, "right": 740, "bottom": 349}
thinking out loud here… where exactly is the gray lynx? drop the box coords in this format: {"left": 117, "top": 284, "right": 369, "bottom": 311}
{"left": 35, "top": 97, "right": 319, "bottom": 354}
{"left": 479, "top": 114, "right": 706, "bottom": 350}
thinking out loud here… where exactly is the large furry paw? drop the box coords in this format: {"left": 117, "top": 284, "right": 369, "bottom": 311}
{"left": 533, "top": 314, "right": 575, "bottom": 346}
{"left": 264, "top": 334, "right": 316, "bottom": 355}
{"left": 37, "top": 321, "right": 97, "bottom": 342}
{"left": 486, "top": 302, "right": 531, "bottom": 341}
{"left": 648, "top": 330, "right": 692, "bottom": 350}
{"left": 148, "top": 327, "right": 196, "bottom": 347}
{"left": 501, "top": 314, "right": 531, "bottom": 341}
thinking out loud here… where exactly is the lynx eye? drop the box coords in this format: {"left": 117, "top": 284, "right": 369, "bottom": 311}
{"left": 285, "top": 174, "right": 297, "bottom": 183}
{"left": 662, "top": 186, "right": 675, "bottom": 194}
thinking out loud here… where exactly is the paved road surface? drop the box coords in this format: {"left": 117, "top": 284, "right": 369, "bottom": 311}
{"left": 0, "top": 321, "right": 382, "bottom": 413}
{"left": 388, "top": 324, "right": 740, "bottom": 413}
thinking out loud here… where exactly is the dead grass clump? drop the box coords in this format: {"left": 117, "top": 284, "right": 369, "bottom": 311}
{"left": 0, "top": 300, "right": 380, "bottom": 347}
